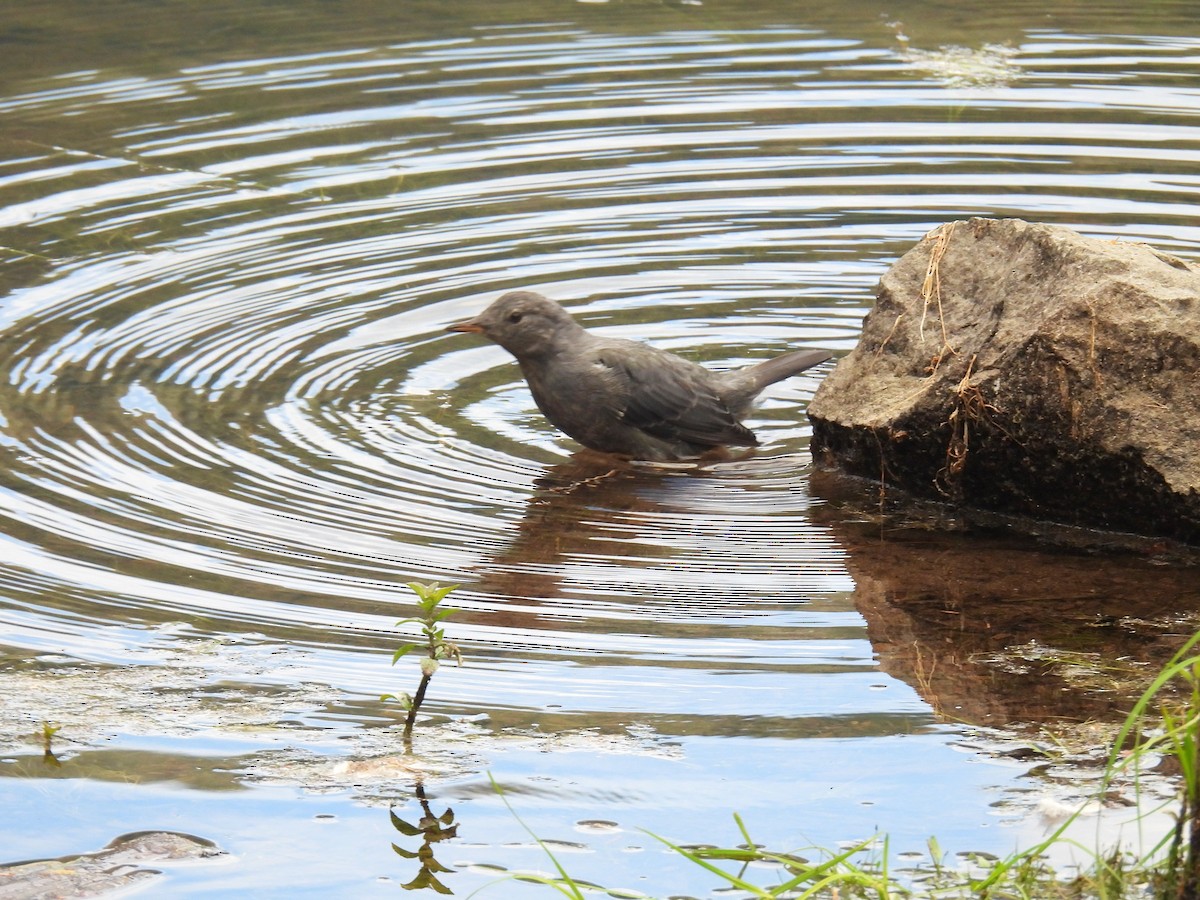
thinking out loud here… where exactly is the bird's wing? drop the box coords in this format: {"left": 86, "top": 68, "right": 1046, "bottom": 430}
{"left": 596, "top": 346, "right": 758, "bottom": 448}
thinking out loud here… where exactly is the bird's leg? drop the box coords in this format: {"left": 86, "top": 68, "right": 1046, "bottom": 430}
{"left": 547, "top": 467, "right": 622, "bottom": 494}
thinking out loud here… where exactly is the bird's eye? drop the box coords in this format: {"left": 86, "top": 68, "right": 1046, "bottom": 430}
{"left": 507, "top": 311, "right": 523, "bottom": 324}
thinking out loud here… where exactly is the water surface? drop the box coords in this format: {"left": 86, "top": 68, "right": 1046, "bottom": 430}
{"left": 2, "top": 0, "right": 1199, "bottom": 895}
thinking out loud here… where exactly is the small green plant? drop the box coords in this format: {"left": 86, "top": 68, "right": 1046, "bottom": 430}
{"left": 39, "top": 721, "right": 62, "bottom": 767}
{"left": 383, "top": 581, "right": 463, "bottom": 749}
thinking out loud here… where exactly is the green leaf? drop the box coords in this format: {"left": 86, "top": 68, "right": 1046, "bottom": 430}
{"left": 390, "top": 809, "right": 423, "bottom": 836}
{"left": 400, "top": 870, "right": 454, "bottom": 893}
{"left": 405, "top": 581, "right": 460, "bottom": 606}
{"left": 391, "top": 643, "right": 420, "bottom": 664}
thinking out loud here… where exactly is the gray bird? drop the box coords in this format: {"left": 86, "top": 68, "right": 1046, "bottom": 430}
{"left": 447, "top": 290, "right": 831, "bottom": 461}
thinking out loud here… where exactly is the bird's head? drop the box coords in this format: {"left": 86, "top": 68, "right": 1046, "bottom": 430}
{"left": 447, "top": 291, "right": 583, "bottom": 359}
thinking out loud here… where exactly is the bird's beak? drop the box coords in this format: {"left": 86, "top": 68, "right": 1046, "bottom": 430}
{"left": 446, "top": 318, "right": 484, "bottom": 334}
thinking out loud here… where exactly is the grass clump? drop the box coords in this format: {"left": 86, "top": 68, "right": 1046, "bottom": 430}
{"left": 1104, "top": 628, "right": 1200, "bottom": 900}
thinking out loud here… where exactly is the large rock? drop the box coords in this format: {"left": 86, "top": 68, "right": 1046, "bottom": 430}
{"left": 808, "top": 218, "right": 1200, "bottom": 545}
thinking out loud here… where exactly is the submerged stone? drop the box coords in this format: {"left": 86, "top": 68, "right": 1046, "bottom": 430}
{"left": 808, "top": 217, "right": 1200, "bottom": 545}
{"left": 0, "top": 831, "right": 222, "bottom": 899}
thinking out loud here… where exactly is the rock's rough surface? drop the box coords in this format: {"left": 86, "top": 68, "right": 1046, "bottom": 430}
{"left": 808, "top": 218, "right": 1200, "bottom": 544}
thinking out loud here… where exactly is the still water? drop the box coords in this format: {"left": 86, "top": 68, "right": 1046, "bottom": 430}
{"left": 2, "top": 0, "right": 1200, "bottom": 895}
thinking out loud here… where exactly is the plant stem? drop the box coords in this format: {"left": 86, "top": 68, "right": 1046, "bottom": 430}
{"left": 403, "top": 671, "right": 433, "bottom": 751}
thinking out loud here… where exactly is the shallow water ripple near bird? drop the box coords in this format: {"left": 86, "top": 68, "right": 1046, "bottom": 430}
{"left": 447, "top": 291, "right": 831, "bottom": 461}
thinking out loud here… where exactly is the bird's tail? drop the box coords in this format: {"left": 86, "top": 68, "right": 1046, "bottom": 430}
{"left": 744, "top": 348, "right": 832, "bottom": 390}
{"left": 718, "top": 348, "right": 832, "bottom": 414}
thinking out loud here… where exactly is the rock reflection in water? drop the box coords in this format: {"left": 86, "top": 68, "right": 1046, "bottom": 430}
{"left": 811, "top": 470, "right": 1200, "bottom": 726}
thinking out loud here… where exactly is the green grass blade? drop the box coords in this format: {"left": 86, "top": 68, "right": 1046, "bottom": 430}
{"left": 487, "top": 773, "right": 586, "bottom": 900}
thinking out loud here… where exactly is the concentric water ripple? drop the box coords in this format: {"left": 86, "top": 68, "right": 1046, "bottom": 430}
{"left": 4, "top": 4, "right": 1200, "bottom": 894}
{"left": 3, "top": 10, "right": 1200, "bottom": 724}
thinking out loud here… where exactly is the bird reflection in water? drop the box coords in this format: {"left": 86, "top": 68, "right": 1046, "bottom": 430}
{"left": 467, "top": 452, "right": 704, "bottom": 616}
